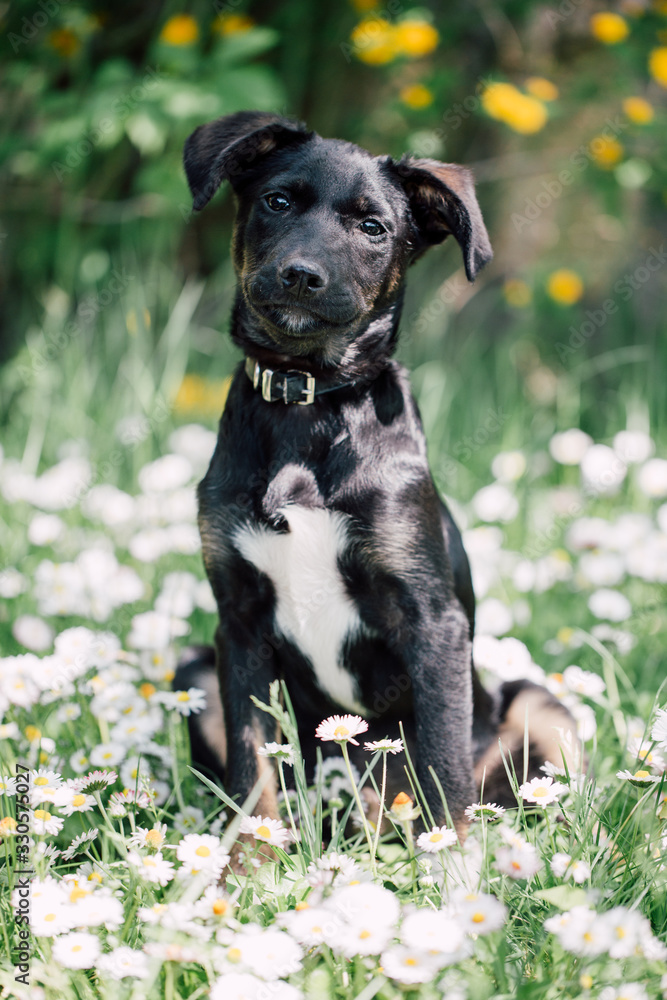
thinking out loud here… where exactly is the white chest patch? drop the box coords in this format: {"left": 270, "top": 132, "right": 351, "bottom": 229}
{"left": 233, "top": 505, "right": 367, "bottom": 714}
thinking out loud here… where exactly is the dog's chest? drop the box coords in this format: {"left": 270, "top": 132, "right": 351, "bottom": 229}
{"left": 233, "top": 505, "right": 367, "bottom": 714}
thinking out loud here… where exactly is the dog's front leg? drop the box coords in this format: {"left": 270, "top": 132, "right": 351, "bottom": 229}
{"left": 407, "top": 603, "right": 475, "bottom": 838}
{"left": 215, "top": 624, "right": 280, "bottom": 821}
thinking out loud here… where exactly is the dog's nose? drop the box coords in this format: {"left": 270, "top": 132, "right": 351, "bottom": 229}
{"left": 279, "top": 261, "right": 328, "bottom": 298}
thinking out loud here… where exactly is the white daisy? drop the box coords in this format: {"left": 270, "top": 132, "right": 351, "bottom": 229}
{"left": 454, "top": 891, "right": 506, "bottom": 935}
{"left": 69, "top": 750, "right": 91, "bottom": 774}
{"left": 400, "top": 909, "right": 466, "bottom": 956}
{"left": 330, "top": 921, "right": 394, "bottom": 958}
{"left": 128, "top": 823, "right": 168, "bottom": 851}
{"left": 54, "top": 789, "right": 96, "bottom": 816}
{"left": 161, "top": 687, "right": 207, "bottom": 716}
{"left": 61, "top": 829, "right": 99, "bottom": 861}
{"left": 52, "top": 931, "right": 100, "bottom": 969}
{"left": 279, "top": 905, "right": 339, "bottom": 948}
{"left": 128, "top": 851, "right": 175, "bottom": 886}
{"left": 176, "top": 834, "right": 230, "bottom": 877}
{"left": 0, "top": 776, "right": 17, "bottom": 796}
{"left": 96, "top": 946, "right": 150, "bottom": 980}
{"left": 380, "top": 945, "right": 444, "bottom": 984}
{"left": 32, "top": 809, "right": 64, "bottom": 836}
{"left": 328, "top": 882, "right": 400, "bottom": 930}
{"left": 257, "top": 742, "right": 295, "bottom": 765}
{"left": 550, "top": 852, "right": 591, "bottom": 884}
{"left": 495, "top": 843, "right": 543, "bottom": 880}
{"left": 363, "top": 738, "right": 404, "bottom": 755}
{"left": 225, "top": 927, "right": 303, "bottom": 981}
{"left": 315, "top": 714, "right": 369, "bottom": 745}
{"left": 238, "top": 815, "right": 292, "bottom": 849}
{"left": 519, "top": 776, "right": 564, "bottom": 805}
{"left": 194, "top": 885, "right": 235, "bottom": 922}
{"left": 464, "top": 801, "right": 506, "bottom": 822}
{"left": 416, "top": 825, "right": 457, "bottom": 853}
{"left": 90, "top": 742, "right": 126, "bottom": 768}
{"left": 616, "top": 769, "right": 661, "bottom": 787}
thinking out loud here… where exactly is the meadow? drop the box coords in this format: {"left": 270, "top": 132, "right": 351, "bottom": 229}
{"left": 2, "top": 1, "right": 667, "bottom": 997}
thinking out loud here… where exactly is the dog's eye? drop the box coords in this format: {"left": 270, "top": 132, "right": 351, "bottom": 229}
{"left": 359, "top": 219, "right": 386, "bottom": 236}
{"left": 265, "top": 193, "right": 291, "bottom": 212}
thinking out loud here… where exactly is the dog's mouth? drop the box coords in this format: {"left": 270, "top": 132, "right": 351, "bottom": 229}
{"left": 249, "top": 300, "right": 360, "bottom": 338}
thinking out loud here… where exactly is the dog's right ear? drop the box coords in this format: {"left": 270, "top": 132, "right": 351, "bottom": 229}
{"left": 183, "top": 111, "right": 313, "bottom": 211}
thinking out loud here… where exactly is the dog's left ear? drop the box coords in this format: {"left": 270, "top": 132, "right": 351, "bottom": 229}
{"left": 390, "top": 157, "right": 492, "bottom": 281}
{"left": 184, "top": 110, "right": 314, "bottom": 211}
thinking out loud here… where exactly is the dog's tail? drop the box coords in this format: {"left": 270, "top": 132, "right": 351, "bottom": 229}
{"left": 173, "top": 646, "right": 226, "bottom": 782}
{"left": 474, "top": 679, "right": 581, "bottom": 807}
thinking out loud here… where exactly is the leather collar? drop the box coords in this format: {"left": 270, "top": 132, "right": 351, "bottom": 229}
{"left": 244, "top": 355, "right": 354, "bottom": 405}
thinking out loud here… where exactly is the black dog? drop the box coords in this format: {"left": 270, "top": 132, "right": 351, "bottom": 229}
{"left": 175, "top": 111, "right": 577, "bottom": 834}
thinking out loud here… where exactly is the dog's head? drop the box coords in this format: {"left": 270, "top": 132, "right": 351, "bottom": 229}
{"left": 184, "top": 111, "right": 492, "bottom": 357}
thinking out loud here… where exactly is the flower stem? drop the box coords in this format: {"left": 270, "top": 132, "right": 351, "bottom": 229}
{"left": 371, "top": 752, "right": 388, "bottom": 874}
{"left": 340, "top": 741, "right": 377, "bottom": 878}
{"left": 278, "top": 761, "right": 300, "bottom": 858}
{"left": 403, "top": 819, "right": 418, "bottom": 902}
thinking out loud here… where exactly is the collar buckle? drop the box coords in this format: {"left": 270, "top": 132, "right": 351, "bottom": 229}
{"left": 293, "top": 371, "right": 316, "bottom": 405}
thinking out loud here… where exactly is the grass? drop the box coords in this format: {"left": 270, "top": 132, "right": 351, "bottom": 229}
{"left": 0, "top": 258, "right": 666, "bottom": 999}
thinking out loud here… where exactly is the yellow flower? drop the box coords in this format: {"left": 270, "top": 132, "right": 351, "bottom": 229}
{"left": 173, "top": 374, "right": 232, "bottom": 415}
{"left": 623, "top": 96, "right": 654, "bottom": 123}
{"left": 579, "top": 974, "right": 594, "bottom": 990}
{"left": 399, "top": 83, "right": 434, "bottom": 109}
{"left": 525, "top": 77, "right": 559, "bottom": 101}
{"left": 546, "top": 269, "right": 584, "bottom": 306}
{"left": 160, "top": 15, "right": 199, "bottom": 46}
{"left": 350, "top": 17, "right": 397, "bottom": 64}
{"left": 589, "top": 134, "right": 624, "bottom": 168}
{"left": 649, "top": 47, "right": 667, "bottom": 86}
{"left": 213, "top": 13, "right": 255, "bottom": 35}
{"left": 47, "top": 28, "right": 81, "bottom": 57}
{"left": 590, "top": 12, "right": 629, "bottom": 43}
{"left": 25, "top": 725, "right": 42, "bottom": 743}
{"left": 503, "top": 279, "right": 532, "bottom": 307}
{"left": 394, "top": 19, "right": 439, "bottom": 58}
{"left": 482, "top": 82, "right": 548, "bottom": 134}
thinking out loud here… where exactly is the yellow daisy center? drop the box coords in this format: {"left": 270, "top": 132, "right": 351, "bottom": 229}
{"left": 145, "top": 830, "right": 164, "bottom": 848}
{"left": 177, "top": 692, "right": 190, "bottom": 702}
{"left": 404, "top": 957, "right": 418, "bottom": 966}
{"left": 34, "top": 777, "right": 49, "bottom": 786}
{"left": 634, "top": 770, "right": 650, "bottom": 779}
{"left": 429, "top": 832, "right": 443, "bottom": 843}
{"left": 72, "top": 945, "right": 82, "bottom": 953}
{"left": 334, "top": 725, "right": 349, "bottom": 737}
{"left": 195, "top": 845, "right": 211, "bottom": 858}
{"left": 472, "top": 912, "right": 486, "bottom": 923}
{"left": 44, "top": 913, "right": 56, "bottom": 922}
{"left": 34, "top": 810, "right": 51, "bottom": 821}
{"left": 228, "top": 947, "right": 242, "bottom": 962}
{"left": 72, "top": 794, "right": 86, "bottom": 807}
{"left": 256, "top": 825, "right": 271, "bottom": 839}
{"left": 532, "top": 786, "right": 548, "bottom": 797}
{"left": 212, "top": 899, "right": 228, "bottom": 916}
{"left": 359, "top": 929, "right": 371, "bottom": 939}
